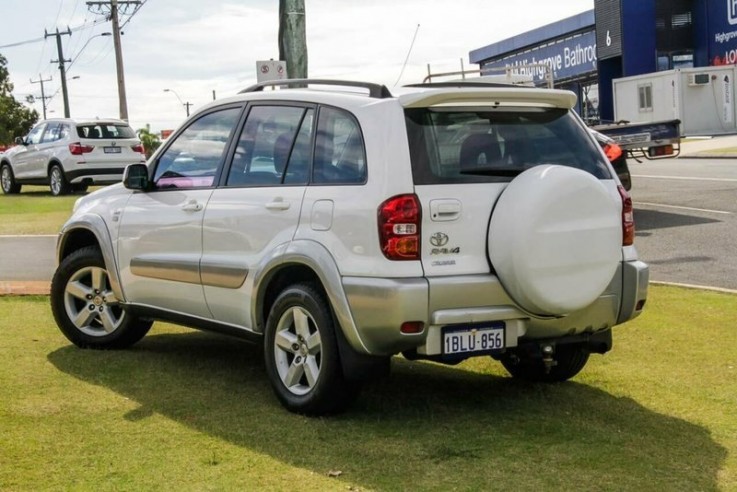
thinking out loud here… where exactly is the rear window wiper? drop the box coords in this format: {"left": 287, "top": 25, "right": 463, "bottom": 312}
{"left": 459, "top": 167, "right": 525, "bottom": 177}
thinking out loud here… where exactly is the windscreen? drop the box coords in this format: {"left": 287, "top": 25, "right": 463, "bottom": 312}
{"left": 405, "top": 107, "right": 611, "bottom": 184}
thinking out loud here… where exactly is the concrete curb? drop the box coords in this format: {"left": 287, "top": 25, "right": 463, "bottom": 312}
{"left": 678, "top": 153, "right": 737, "bottom": 159}
{"left": 649, "top": 281, "right": 737, "bottom": 295}
{"left": 0, "top": 281, "right": 51, "bottom": 296}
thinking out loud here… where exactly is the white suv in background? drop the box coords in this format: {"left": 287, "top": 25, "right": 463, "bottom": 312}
{"left": 0, "top": 118, "right": 145, "bottom": 196}
{"left": 50, "top": 79, "right": 649, "bottom": 415}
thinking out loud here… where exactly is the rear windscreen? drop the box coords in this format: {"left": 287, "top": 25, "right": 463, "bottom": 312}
{"left": 405, "top": 107, "right": 611, "bottom": 184}
{"left": 77, "top": 124, "right": 136, "bottom": 139}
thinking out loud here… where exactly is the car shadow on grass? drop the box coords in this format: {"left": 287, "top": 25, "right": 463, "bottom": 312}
{"left": 48, "top": 329, "right": 726, "bottom": 491}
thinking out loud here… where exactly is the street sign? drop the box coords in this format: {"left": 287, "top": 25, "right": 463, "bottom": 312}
{"left": 256, "top": 60, "right": 287, "bottom": 82}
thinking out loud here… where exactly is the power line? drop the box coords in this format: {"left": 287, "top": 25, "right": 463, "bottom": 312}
{"left": 0, "top": 17, "right": 107, "bottom": 49}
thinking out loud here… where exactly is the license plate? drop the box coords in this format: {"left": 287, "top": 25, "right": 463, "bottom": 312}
{"left": 104, "top": 146, "right": 122, "bottom": 154}
{"left": 443, "top": 323, "right": 505, "bottom": 355}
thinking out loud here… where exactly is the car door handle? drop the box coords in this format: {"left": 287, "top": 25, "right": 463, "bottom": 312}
{"left": 181, "top": 200, "right": 203, "bottom": 212}
{"left": 265, "top": 200, "right": 291, "bottom": 211}
{"left": 430, "top": 199, "right": 462, "bottom": 222}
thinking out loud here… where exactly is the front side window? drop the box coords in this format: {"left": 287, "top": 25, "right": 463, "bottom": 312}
{"left": 153, "top": 107, "right": 241, "bottom": 189}
{"left": 26, "top": 124, "right": 46, "bottom": 145}
{"left": 312, "top": 107, "right": 366, "bottom": 184}
{"left": 226, "top": 105, "right": 308, "bottom": 187}
{"left": 405, "top": 107, "right": 610, "bottom": 185}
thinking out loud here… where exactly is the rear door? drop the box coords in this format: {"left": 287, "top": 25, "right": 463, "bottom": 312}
{"left": 404, "top": 105, "right": 613, "bottom": 278}
{"left": 201, "top": 104, "right": 312, "bottom": 327}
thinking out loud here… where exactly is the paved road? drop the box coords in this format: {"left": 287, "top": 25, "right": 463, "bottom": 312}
{"left": 1, "top": 157, "right": 735, "bottom": 292}
{"left": 629, "top": 157, "right": 737, "bottom": 290}
{"left": 0, "top": 235, "right": 56, "bottom": 281}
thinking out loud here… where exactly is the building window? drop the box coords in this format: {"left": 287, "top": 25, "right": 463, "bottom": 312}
{"left": 638, "top": 84, "right": 653, "bottom": 112}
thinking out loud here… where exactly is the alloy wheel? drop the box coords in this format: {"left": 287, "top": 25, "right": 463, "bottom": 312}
{"left": 63, "top": 265, "right": 125, "bottom": 337}
{"left": 273, "top": 306, "right": 323, "bottom": 396}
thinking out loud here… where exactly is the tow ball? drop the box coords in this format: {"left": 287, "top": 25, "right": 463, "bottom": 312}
{"left": 541, "top": 344, "right": 557, "bottom": 374}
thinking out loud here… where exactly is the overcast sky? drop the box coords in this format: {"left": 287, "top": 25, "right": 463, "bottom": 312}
{"left": 2, "top": 0, "right": 593, "bottom": 132}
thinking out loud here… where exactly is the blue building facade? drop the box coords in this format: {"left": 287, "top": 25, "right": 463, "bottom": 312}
{"left": 469, "top": 0, "right": 737, "bottom": 123}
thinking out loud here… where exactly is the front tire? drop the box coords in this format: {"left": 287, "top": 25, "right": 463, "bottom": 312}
{"left": 50, "top": 246, "right": 152, "bottom": 349}
{"left": 1, "top": 164, "right": 21, "bottom": 194}
{"left": 501, "top": 344, "right": 590, "bottom": 383}
{"left": 264, "top": 283, "right": 359, "bottom": 415}
{"left": 49, "top": 164, "right": 70, "bottom": 196}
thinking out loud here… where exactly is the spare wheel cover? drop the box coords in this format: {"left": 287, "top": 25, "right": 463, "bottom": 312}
{"left": 489, "top": 165, "right": 621, "bottom": 316}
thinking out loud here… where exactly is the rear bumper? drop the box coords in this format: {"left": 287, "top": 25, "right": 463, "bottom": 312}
{"left": 64, "top": 167, "right": 126, "bottom": 184}
{"left": 342, "top": 260, "right": 648, "bottom": 356}
{"left": 617, "top": 259, "right": 649, "bottom": 324}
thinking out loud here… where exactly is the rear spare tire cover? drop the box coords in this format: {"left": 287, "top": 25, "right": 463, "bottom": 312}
{"left": 489, "top": 165, "right": 621, "bottom": 316}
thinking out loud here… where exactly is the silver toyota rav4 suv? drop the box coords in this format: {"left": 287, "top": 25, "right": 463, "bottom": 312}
{"left": 50, "top": 79, "right": 649, "bottom": 415}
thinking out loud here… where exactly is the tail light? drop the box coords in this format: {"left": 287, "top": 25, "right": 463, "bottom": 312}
{"left": 648, "top": 144, "right": 674, "bottom": 157}
{"left": 618, "top": 185, "right": 635, "bottom": 246}
{"left": 603, "top": 142, "right": 623, "bottom": 162}
{"left": 378, "top": 194, "right": 421, "bottom": 260}
{"left": 131, "top": 144, "right": 145, "bottom": 154}
{"left": 69, "top": 142, "right": 94, "bottom": 155}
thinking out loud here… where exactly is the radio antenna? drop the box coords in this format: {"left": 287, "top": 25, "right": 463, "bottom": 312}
{"left": 393, "top": 23, "right": 421, "bottom": 87}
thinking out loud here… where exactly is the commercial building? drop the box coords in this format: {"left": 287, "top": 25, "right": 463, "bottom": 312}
{"left": 469, "top": 0, "right": 737, "bottom": 130}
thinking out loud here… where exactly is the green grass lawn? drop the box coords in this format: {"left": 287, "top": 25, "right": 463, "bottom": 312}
{"left": 1, "top": 285, "right": 735, "bottom": 491}
{"left": 0, "top": 186, "right": 100, "bottom": 235}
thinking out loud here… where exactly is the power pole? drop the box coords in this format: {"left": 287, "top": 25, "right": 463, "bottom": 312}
{"left": 279, "top": 0, "right": 308, "bottom": 79}
{"left": 86, "top": 0, "right": 141, "bottom": 121}
{"left": 30, "top": 74, "right": 53, "bottom": 119}
{"left": 44, "top": 28, "right": 72, "bottom": 118}
{"left": 184, "top": 102, "right": 192, "bottom": 117}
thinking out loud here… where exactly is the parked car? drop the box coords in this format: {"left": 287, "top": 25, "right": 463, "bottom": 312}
{"left": 0, "top": 118, "right": 145, "bottom": 196}
{"left": 50, "top": 79, "right": 649, "bottom": 415}
{"left": 590, "top": 128, "right": 631, "bottom": 190}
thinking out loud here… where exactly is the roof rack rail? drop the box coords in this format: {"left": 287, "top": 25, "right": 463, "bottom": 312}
{"left": 239, "top": 79, "right": 393, "bottom": 99}
{"left": 403, "top": 81, "right": 536, "bottom": 90}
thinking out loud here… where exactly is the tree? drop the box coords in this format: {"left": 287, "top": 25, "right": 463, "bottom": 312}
{"left": 0, "top": 53, "right": 39, "bottom": 146}
{"left": 137, "top": 125, "right": 161, "bottom": 158}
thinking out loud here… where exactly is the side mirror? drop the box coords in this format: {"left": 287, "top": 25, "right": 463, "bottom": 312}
{"left": 123, "top": 164, "right": 150, "bottom": 190}
{"left": 14, "top": 136, "right": 26, "bottom": 146}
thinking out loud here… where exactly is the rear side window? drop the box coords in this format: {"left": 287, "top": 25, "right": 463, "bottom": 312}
{"left": 312, "top": 107, "right": 366, "bottom": 184}
{"left": 77, "top": 124, "right": 136, "bottom": 139}
{"left": 226, "top": 105, "right": 309, "bottom": 187}
{"left": 405, "top": 107, "right": 611, "bottom": 184}
{"left": 41, "top": 123, "right": 62, "bottom": 143}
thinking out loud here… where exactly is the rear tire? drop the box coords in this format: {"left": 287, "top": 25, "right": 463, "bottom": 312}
{"left": 1, "top": 164, "right": 21, "bottom": 194}
{"left": 50, "top": 246, "right": 152, "bottom": 349}
{"left": 264, "top": 282, "right": 359, "bottom": 415}
{"left": 501, "top": 344, "right": 590, "bottom": 383}
{"left": 49, "top": 164, "right": 70, "bottom": 196}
